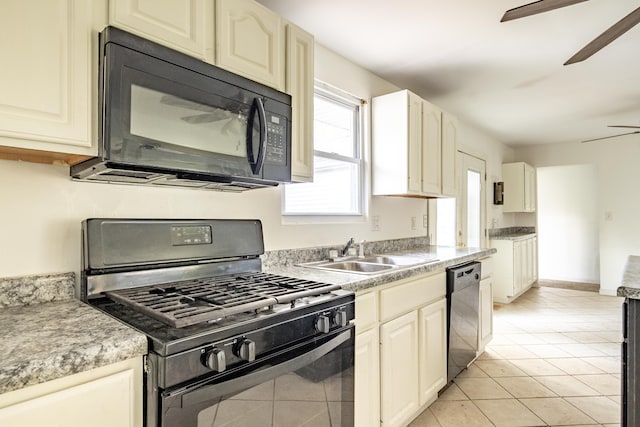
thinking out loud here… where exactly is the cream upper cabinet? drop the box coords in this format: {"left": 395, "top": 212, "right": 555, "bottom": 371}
{"left": 421, "top": 100, "right": 442, "bottom": 194}
{"left": 372, "top": 89, "right": 457, "bottom": 197}
{"left": 215, "top": 0, "right": 285, "bottom": 91}
{"left": 286, "top": 22, "right": 314, "bottom": 182}
{"left": 372, "top": 90, "right": 423, "bottom": 196}
{"left": 109, "top": 0, "right": 214, "bottom": 62}
{"left": 502, "top": 162, "right": 536, "bottom": 212}
{"left": 418, "top": 298, "right": 447, "bottom": 406}
{"left": 0, "top": 358, "right": 142, "bottom": 427}
{"left": 380, "top": 310, "right": 420, "bottom": 427}
{"left": 441, "top": 112, "right": 458, "bottom": 197}
{"left": 0, "top": 0, "right": 105, "bottom": 161}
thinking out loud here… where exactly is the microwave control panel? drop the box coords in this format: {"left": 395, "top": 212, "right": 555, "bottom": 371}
{"left": 265, "top": 113, "right": 287, "bottom": 165}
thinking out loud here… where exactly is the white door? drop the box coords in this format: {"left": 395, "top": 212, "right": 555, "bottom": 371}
{"left": 457, "top": 152, "right": 486, "bottom": 248}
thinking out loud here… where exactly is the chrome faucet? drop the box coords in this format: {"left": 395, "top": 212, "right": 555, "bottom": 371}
{"left": 340, "top": 237, "right": 355, "bottom": 257}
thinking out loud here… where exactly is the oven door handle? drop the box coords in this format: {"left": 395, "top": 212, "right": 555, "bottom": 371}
{"left": 181, "top": 328, "right": 352, "bottom": 407}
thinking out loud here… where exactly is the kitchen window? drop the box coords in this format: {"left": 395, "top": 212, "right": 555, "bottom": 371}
{"left": 283, "top": 84, "right": 363, "bottom": 215}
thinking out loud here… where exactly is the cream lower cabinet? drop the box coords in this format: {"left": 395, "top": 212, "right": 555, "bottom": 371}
{"left": 418, "top": 298, "right": 447, "bottom": 406}
{"left": 491, "top": 236, "right": 538, "bottom": 303}
{"left": 355, "top": 271, "right": 446, "bottom": 427}
{"left": 0, "top": 0, "right": 105, "bottom": 162}
{"left": 0, "top": 357, "right": 143, "bottom": 427}
{"left": 109, "top": 0, "right": 214, "bottom": 61}
{"left": 355, "top": 291, "right": 380, "bottom": 427}
{"left": 381, "top": 311, "right": 420, "bottom": 426}
{"left": 478, "top": 257, "right": 494, "bottom": 353}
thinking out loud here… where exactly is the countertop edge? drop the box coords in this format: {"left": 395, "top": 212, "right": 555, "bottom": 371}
{"left": 617, "top": 255, "right": 640, "bottom": 298}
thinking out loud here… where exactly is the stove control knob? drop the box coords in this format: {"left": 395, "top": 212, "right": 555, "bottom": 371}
{"left": 237, "top": 339, "right": 256, "bottom": 362}
{"left": 204, "top": 347, "right": 226, "bottom": 372}
{"left": 315, "top": 315, "right": 331, "bottom": 334}
{"left": 333, "top": 309, "right": 348, "bottom": 328}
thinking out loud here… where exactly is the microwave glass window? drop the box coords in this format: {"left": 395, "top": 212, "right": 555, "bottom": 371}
{"left": 129, "top": 85, "right": 248, "bottom": 158}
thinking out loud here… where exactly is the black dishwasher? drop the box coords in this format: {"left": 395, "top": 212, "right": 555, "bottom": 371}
{"left": 446, "top": 261, "right": 481, "bottom": 383}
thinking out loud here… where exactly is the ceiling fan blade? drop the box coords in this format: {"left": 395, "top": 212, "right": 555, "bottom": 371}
{"left": 565, "top": 6, "right": 640, "bottom": 65}
{"left": 581, "top": 131, "right": 640, "bottom": 143}
{"left": 501, "top": 0, "right": 589, "bottom": 22}
{"left": 609, "top": 125, "right": 640, "bottom": 129}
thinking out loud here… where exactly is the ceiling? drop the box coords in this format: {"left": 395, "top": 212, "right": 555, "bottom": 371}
{"left": 257, "top": 0, "right": 640, "bottom": 147}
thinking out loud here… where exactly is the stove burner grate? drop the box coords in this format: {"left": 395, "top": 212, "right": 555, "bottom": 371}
{"left": 104, "top": 272, "right": 340, "bottom": 328}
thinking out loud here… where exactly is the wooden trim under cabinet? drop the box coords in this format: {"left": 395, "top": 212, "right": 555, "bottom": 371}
{"left": 0, "top": 145, "right": 91, "bottom": 166}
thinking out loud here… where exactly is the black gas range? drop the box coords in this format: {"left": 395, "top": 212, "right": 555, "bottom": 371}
{"left": 82, "top": 219, "right": 355, "bottom": 427}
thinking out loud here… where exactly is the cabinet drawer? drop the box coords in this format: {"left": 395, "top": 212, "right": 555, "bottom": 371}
{"left": 380, "top": 272, "right": 445, "bottom": 322}
{"left": 355, "top": 291, "right": 378, "bottom": 332}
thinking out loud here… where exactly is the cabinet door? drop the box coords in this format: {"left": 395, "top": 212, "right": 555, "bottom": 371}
{"left": 110, "top": 0, "right": 214, "bottom": 62}
{"left": 418, "top": 298, "right": 447, "bottom": 406}
{"left": 407, "top": 92, "right": 423, "bottom": 193}
{"left": 532, "top": 237, "right": 538, "bottom": 282}
{"left": 380, "top": 311, "right": 419, "bottom": 427}
{"left": 525, "top": 163, "right": 536, "bottom": 212}
{"left": 0, "top": 367, "right": 139, "bottom": 427}
{"left": 355, "top": 329, "right": 380, "bottom": 427}
{"left": 286, "top": 23, "right": 314, "bottom": 182}
{"left": 513, "top": 240, "right": 524, "bottom": 294}
{"left": 479, "top": 277, "right": 493, "bottom": 351}
{"left": 0, "top": 0, "right": 99, "bottom": 156}
{"left": 216, "top": 0, "right": 284, "bottom": 90}
{"left": 441, "top": 112, "right": 458, "bottom": 197}
{"left": 421, "top": 100, "right": 442, "bottom": 194}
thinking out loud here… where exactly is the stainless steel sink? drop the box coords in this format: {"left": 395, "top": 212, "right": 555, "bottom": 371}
{"left": 358, "top": 255, "right": 427, "bottom": 266}
{"left": 314, "top": 261, "right": 395, "bottom": 273}
{"left": 299, "top": 253, "right": 438, "bottom": 275}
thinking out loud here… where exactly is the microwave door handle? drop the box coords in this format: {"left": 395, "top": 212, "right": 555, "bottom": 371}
{"left": 247, "top": 97, "right": 267, "bottom": 175}
{"left": 180, "top": 329, "right": 352, "bottom": 407}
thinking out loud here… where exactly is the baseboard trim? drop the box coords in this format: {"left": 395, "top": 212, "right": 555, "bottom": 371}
{"left": 535, "top": 279, "right": 599, "bottom": 293}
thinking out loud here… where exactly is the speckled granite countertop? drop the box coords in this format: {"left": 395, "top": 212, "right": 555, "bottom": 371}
{"left": 617, "top": 256, "right": 640, "bottom": 299}
{"left": 488, "top": 226, "right": 536, "bottom": 241}
{"left": 489, "top": 232, "right": 536, "bottom": 241}
{"left": 265, "top": 245, "right": 496, "bottom": 293}
{"left": 0, "top": 273, "right": 147, "bottom": 395}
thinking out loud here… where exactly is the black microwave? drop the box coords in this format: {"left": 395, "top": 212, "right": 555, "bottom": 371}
{"left": 71, "top": 26, "right": 292, "bottom": 191}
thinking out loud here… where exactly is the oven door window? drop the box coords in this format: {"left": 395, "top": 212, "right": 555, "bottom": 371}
{"left": 104, "top": 44, "right": 261, "bottom": 178}
{"left": 159, "top": 328, "right": 354, "bottom": 427}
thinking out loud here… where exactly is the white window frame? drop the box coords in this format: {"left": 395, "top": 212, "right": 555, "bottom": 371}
{"left": 282, "top": 82, "right": 364, "bottom": 216}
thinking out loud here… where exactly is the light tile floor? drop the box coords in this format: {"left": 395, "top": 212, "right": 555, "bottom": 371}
{"left": 409, "top": 285, "right": 624, "bottom": 427}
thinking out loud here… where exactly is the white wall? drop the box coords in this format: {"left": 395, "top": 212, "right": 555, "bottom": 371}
{"left": 0, "top": 43, "right": 431, "bottom": 278}
{"left": 515, "top": 134, "right": 640, "bottom": 295}
{"left": 536, "top": 165, "right": 599, "bottom": 283}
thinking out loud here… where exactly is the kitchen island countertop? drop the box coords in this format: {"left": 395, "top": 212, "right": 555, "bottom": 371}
{"left": 617, "top": 255, "right": 640, "bottom": 299}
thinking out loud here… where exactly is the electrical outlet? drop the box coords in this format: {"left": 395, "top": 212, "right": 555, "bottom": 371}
{"left": 423, "top": 214, "right": 428, "bottom": 228}
{"left": 371, "top": 215, "right": 380, "bottom": 231}
{"left": 411, "top": 216, "right": 416, "bottom": 230}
